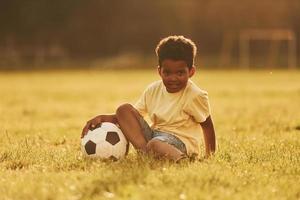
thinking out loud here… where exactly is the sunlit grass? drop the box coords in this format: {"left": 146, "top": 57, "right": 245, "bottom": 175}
{"left": 0, "top": 69, "right": 299, "bottom": 200}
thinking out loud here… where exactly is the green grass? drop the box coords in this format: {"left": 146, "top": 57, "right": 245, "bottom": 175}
{"left": 0, "top": 69, "right": 300, "bottom": 200}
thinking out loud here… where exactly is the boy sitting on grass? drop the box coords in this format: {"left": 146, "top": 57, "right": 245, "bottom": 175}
{"left": 81, "top": 35, "right": 216, "bottom": 162}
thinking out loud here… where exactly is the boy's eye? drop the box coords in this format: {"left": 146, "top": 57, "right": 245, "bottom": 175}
{"left": 163, "top": 71, "right": 170, "bottom": 76}
{"left": 177, "top": 71, "right": 185, "bottom": 76}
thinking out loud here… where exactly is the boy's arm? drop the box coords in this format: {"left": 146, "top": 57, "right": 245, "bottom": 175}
{"left": 200, "top": 116, "right": 216, "bottom": 158}
{"left": 81, "top": 114, "right": 117, "bottom": 138}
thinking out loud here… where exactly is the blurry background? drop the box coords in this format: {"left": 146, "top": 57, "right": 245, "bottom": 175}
{"left": 0, "top": 0, "right": 299, "bottom": 69}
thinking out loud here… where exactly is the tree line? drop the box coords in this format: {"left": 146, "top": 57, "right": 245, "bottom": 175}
{"left": 0, "top": 0, "right": 299, "bottom": 65}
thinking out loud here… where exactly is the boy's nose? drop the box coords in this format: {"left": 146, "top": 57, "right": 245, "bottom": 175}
{"left": 169, "top": 74, "right": 178, "bottom": 81}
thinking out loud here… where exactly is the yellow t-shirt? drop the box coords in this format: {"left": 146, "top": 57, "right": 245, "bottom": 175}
{"left": 134, "top": 79, "right": 210, "bottom": 156}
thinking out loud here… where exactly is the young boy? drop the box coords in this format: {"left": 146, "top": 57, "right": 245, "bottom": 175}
{"left": 81, "top": 35, "right": 216, "bottom": 162}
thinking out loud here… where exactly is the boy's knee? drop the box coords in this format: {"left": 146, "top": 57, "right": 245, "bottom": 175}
{"left": 116, "top": 103, "right": 134, "bottom": 117}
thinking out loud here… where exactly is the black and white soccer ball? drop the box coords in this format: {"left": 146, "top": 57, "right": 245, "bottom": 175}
{"left": 81, "top": 122, "right": 129, "bottom": 160}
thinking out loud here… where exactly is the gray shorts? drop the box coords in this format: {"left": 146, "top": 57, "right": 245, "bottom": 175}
{"left": 138, "top": 117, "right": 187, "bottom": 154}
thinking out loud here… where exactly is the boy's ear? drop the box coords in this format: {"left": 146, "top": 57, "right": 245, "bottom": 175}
{"left": 189, "top": 66, "right": 196, "bottom": 77}
{"left": 157, "top": 66, "right": 162, "bottom": 76}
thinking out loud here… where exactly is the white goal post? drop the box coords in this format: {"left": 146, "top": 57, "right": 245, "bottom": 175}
{"left": 239, "top": 29, "right": 297, "bottom": 69}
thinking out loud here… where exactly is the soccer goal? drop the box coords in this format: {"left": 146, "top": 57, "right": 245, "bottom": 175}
{"left": 239, "top": 29, "right": 297, "bottom": 69}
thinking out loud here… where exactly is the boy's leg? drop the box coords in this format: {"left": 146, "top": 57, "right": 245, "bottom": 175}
{"left": 146, "top": 139, "right": 186, "bottom": 162}
{"left": 116, "top": 103, "right": 148, "bottom": 152}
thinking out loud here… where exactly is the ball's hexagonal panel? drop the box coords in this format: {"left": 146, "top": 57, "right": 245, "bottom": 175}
{"left": 90, "top": 129, "right": 107, "bottom": 144}
{"left": 96, "top": 142, "right": 112, "bottom": 158}
{"left": 101, "top": 122, "right": 120, "bottom": 133}
{"left": 85, "top": 140, "right": 96, "bottom": 155}
{"left": 105, "top": 131, "right": 120, "bottom": 145}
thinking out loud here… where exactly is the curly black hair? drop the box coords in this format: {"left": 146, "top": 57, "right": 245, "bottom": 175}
{"left": 155, "top": 35, "right": 197, "bottom": 69}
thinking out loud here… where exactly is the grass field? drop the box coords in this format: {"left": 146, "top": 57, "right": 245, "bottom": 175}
{"left": 0, "top": 69, "right": 299, "bottom": 200}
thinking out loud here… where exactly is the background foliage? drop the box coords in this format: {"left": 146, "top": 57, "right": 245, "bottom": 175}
{"left": 1, "top": 0, "right": 300, "bottom": 67}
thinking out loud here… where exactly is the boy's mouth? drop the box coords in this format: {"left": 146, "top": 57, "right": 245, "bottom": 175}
{"left": 165, "top": 83, "right": 182, "bottom": 92}
{"left": 166, "top": 82, "right": 180, "bottom": 88}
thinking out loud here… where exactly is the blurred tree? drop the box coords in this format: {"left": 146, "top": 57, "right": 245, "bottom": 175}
{"left": 0, "top": 0, "right": 299, "bottom": 65}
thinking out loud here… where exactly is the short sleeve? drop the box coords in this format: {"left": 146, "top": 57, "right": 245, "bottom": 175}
{"left": 133, "top": 89, "right": 148, "bottom": 117}
{"left": 184, "top": 93, "right": 210, "bottom": 123}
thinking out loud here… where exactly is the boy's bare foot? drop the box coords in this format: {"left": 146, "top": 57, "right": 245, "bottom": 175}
{"left": 175, "top": 154, "right": 189, "bottom": 163}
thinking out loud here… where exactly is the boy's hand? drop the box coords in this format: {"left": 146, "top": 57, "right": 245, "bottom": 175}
{"left": 81, "top": 116, "right": 103, "bottom": 138}
{"left": 200, "top": 116, "right": 216, "bottom": 158}
{"left": 81, "top": 114, "right": 117, "bottom": 138}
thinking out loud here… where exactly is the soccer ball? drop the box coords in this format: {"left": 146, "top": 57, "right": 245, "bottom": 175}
{"left": 81, "top": 122, "right": 129, "bottom": 160}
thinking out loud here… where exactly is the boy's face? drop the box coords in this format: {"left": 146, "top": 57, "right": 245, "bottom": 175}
{"left": 158, "top": 59, "right": 195, "bottom": 93}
